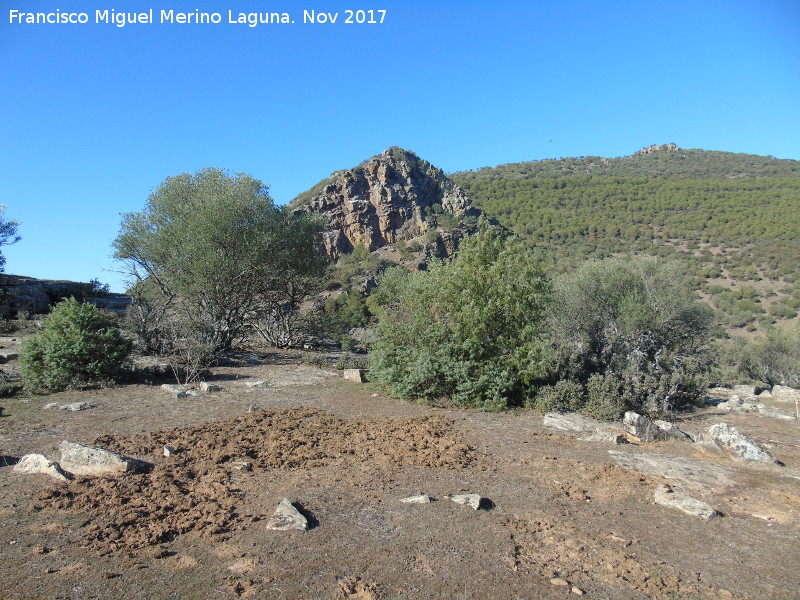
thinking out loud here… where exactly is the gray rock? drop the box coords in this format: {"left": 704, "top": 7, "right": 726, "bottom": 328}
{"left": 608, "top": 450, "right": 735, "bottom": 493}
{"left": 0, "top": 352, "right": 19, "bottom": 362}
{"left": 758, "top": 390, "right": 774, "bottom": 400}
{"left": 446, "top": 493, "right": 483, "bottom": 510}
{"left": 163, "top": 445, "right": 176, "bottom": 457}
{"left": 266, "top": 498, "right": 308, "bottom": 531}
{"left": 244, "top": 380, "right": 270, "bottom": 389}
{"left": 199, "top": 382, "right": 222, "bottom": 393}
{"left": 695, "top": 423, "right": 778, "bottom": 463}
{"left": 13, "top": 454, "right": 70, "bottom": 481}
{"left": 343, "top": 369, "right": 366, "bottom": 383}
{"left": 622, "top": 412, "right": 690, "bottom": 442}
{"left": 544, "top": 412, "right": 606, "bottom": 433}
{"left": 59, "top": 441, "right": 150, "bottom": 476}
{"left": 399, "top": 494, "right": 432, "bottom": 504}
{"left": 44, "top": 402, "right": 91, "bottom": 412}
{"left": 653, "top": 486, "right": 718, "bottom": 520}
{"left": 229, "top": 461, "right": 252, "bottom": 472}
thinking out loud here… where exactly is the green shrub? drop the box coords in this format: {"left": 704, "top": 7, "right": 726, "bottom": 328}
{"left": 20, "top": 298, "right": 132, "bottom": 392}
{"left": 531, "top": 380, "right": 584, "bottom": 413}
{"left": 583, "top": 373, "right": 628, "bottom": 420}
{"left": 369, "top": 220, "right": 550, "bottom": 410}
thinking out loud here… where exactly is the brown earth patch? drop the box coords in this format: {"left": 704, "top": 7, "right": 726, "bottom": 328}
{"left": 31, "top": 408, "right": 472, "bottom": 554}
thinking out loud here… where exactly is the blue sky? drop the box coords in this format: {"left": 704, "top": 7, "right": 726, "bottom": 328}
{"left": 1, "top": 0, "right": 798, "bottom": 292}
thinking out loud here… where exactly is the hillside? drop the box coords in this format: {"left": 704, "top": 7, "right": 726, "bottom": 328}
{"left": 451, "top": 145, "right": 800, "bottom": 332}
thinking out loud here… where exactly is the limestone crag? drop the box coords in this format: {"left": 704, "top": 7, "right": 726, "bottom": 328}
{"left": 292, "top": 147, "right": 482, "bottom": 259}
{"left": 0, "top": 274, "right": 130, "bottom": 316}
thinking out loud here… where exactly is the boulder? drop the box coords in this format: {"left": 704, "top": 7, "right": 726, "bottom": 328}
{"left": 623, "top": 412, "right": 691, "bottom": 442}
{"left": 694, "top": 423, "right": 778, "bottom": 463}
{"left": 654, "top": 486, "right": 718, "bottom": 520}
{"left": 200, "top": 382, "right": 222, "bottom": 393}
{"left": 13, "top": 454, "right": 70, "bottom": 481}
{"left": 758, "top": 390, "right": 774, "bottom": 400}
{"left": 266, "top": 498, "right": 308, "bottom": 531}
{"left": 59, "top": 441, "right": 150, "bottom": 476}
{"left": 343, "top": 369, "right": 366, "bottom": 383}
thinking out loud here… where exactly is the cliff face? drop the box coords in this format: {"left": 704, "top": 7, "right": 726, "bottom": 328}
{"left": 291, "top": 147, "right": 482, "bottom": 260}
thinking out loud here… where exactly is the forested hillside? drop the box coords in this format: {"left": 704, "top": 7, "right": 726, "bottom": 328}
{"left": 451, "top": 146, "right": 800, "bottom": 332}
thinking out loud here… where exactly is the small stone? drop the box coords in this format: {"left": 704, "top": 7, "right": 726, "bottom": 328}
{"left": 266, "top": 498, "right": 308, "bottom": 531}
{"left": 343, "top": 369, "right": 366, "bottom": 383}
{"left": 571, "top": 587, "right": 585, "bottom": 596}
{"left": 230, "top": 461, "right": 252, "bottom": 472}
{"left": 200, "top": 382, "right": 222, "bottom": 393}
{"left": 163, "top": 445, "right": 176, "bottom": 457}
{"left": 550, "top": 578, "right": 569, "bottom": 586}
{"left": 399, "top": 494, "right": 431, "bottom": 504}
{"left": 0, "top": 352, "right": 19, "bottom": 361}
{"left": 446, "top": 493, "right": 483, "bottom": 510}
{"left": 244, "top": 381, "right": 269, "bottom": 389}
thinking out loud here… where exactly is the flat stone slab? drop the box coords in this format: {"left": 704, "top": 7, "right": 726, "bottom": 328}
{"left": 266, "top": 498, "right": 308, "bottom": 531}
{"left": 59, "top": 441, "right": 150, "bottom": 476}
{"left": 544, "top": 412, "right": 606, "bottom": 433}
{"left": 695, "top": 423, "right": 778, "bottom": 464}
{"left": 654, "top": 486, "right": 719, "bottom": 520}
{"left": 244, "top": 381, "right": 270, "bottom": 389}
{"left": 608, "top": 449, "right": 735, "bottom": 493}
{"left": 399, "top": 494, "right": 432, "bottom": 504}
{"left": 13, "top": 454, "right": 70, "bottom": 481}
{"left": 43, "top": 402, "right": 91, "bottom": 412}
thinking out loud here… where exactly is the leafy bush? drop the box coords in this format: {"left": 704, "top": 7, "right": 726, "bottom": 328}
{"left": 545, "top": 256, "right": 714, "bottom": 417}
{"left": 20, "top": 298, "right": 132, "bottom": 391}
{"left": 369, "top": 220, "right": 550, "bottom": 410}
{"left": 530, "top": 380, "right": 584, "bottom": 413}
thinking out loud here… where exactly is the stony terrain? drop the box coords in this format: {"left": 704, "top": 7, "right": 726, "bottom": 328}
{"left": 1, "top": 346, "right": 800, "bottom": 599}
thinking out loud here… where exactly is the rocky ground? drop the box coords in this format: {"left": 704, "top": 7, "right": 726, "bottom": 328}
{"left": 1, "top": 344, "right": 799, "bottom": 600}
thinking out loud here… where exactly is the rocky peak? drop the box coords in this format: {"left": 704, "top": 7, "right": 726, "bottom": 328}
{"left": 291, "top": 147, "right": 483, "bottom": 260}
{"left": 636, "top": 143, "right": 680, "bottom": 155}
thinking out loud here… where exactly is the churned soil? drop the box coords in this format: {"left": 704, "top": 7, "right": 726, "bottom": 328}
{"left": 1, "top": 352, "right": 799, "bottom": 599}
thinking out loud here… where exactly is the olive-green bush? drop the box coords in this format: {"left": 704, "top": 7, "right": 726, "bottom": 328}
{"left": 20, "top": 298, "right": 132, "bottom": 392}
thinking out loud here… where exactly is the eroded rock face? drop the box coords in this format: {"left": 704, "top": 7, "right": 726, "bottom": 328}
{"left": 292, "top": 147, "right": 483, "bottom": 260}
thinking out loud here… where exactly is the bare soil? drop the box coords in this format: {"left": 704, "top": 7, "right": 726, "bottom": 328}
{"left": 1, "top": 351, "right": 799, "bottom": 599}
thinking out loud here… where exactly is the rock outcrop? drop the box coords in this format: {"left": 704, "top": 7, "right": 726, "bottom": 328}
{"left": 291, "top": 147, "right": 484, "bottom": 260}
{"left": 0, "top": 274, "right": 130, "bottom": 316}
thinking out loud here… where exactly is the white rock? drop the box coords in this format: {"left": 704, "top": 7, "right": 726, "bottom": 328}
{"left": 163, "top": 445, "right": 176, "bottom": 457}
{"left": 13, "top": 454, "right": 70, "bottom": 481}
{"left": 43, "top": 402, "right": 91, "bottom": 412}
{"left": 266, "top": 498, "right": 308, "bottom": 531}
{"left": 399, "top": 494, "right": 432, "bottom": 504}
{"left": 59, "top": 441, "right": 150, "bottom": 476}
{"left": 695, "top": 423, "right": 777, "bottom": 463}
{"left": 200, "top": 382, "right": 222, "bottom": 393}
{"left": 623, "top": 412, "right": 691, "bottom": 442}
{"left": 343, "top": 369, "right": 366, "bottom": 383}
{"left": 654, "top": 486, "right": 718, "bottom": 520}
{"left": 244, "top": 381, "right": 269, "bottom": 389}
{"left": 772, "top": 385, "right": 800, "bottom": 404}
{"left": 446, "top": 493, "right": 483, "bottom": 510}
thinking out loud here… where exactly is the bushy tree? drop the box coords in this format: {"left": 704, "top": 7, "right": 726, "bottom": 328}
{"left": 20, "top": 298, "right": 132, "bottom": 391}
{"left": 544, "top": 256, "right": 714, "bottom": 417}
{"left": 727, "top": 327, "right": 800, "bottom": 388}
{"left": 114, "top": 168, "right": 327, "bottom": 362}
{"left": 369, "top": 220, "right": 550, "bottom": 410}
{"left": 0, "top": 205, "right": 21, "bottom": 273}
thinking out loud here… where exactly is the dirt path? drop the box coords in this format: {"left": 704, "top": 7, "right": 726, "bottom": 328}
{"left": 1, "top": 358, "right": 799, "bottom": 599}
